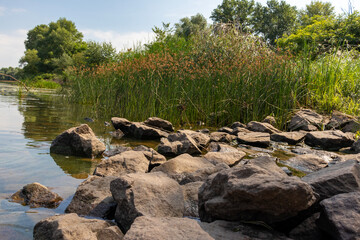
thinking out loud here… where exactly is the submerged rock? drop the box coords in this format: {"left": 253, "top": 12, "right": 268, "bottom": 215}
{"left": 50, "top": 124, "right": 106, "bottom": 158}
{"left": 11, "top": 182, "right": 62, "bottom": 208}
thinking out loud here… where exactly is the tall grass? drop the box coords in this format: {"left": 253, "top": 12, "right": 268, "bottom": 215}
{"left": 64, "top": 29, "right": 360, "bottom": 128}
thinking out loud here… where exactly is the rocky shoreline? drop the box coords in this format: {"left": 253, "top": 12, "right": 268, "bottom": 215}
{"left": 12, "top": 109, "right": 360, "bottom": 239}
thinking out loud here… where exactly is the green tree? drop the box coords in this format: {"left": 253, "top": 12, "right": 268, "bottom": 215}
{"left": 19, "top": 49, "right": 41, "bottom": 75}
{"left": 211, "top": 0, "right": 255, "bottom": 32}
{"left": 175, "top": 13, "right": 208, "bottom": 39}
{"left": 253, "top": 0, "right": 298, "bottom": 45}
{"left": 83, "top": 41, "right": 117, "bottom": 67}
{"left": 299, "top": 1, "right": 335, "bottom": 26}
{"left": 21, "top": 18, "right": 86, "bottom": 74}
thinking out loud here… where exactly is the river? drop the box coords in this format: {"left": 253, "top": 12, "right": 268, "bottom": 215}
{"left": 0, "top": 82, "right": 157, "bottom": 239}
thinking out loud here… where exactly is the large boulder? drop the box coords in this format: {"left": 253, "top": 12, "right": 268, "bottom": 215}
{"left": 93, "top": 151, "right": 149, "bottom": 177}
{"left": 304, "top": 130, "right": 354, "bottom": 150}
{"left": 199, "top": 220, "right": 290, "bottom": 240}
{"left": 123, "top": 216, "right": 213, "bottom": 240}
{"left": 239, "top": 156, "right": 288, "bottom": 177}
{"left": 181, "top": 181, "right": 203, "bottom": 217}
{"left": 65, "top": 176, "right": 117, "bottom": 219}
{"left": 152, "top": 154, "right": 214, "bottom": 182}
{"left": 237, "top": 132, "right": 271, "bottom": 148}
{"left": 129, "top": 122, "right": 169, "bottom": 139}
{"left": 301, "top": 159, "right": 360, "bottom": 201}
{"left": 198, "top": 163, "right": 316, "bottom": 224}
{"left": 143, "top": 117, "right": 174, "bottom": 132}
{"left": 288, "top": 109, "right": 324, "bottom": 131}
{"left": 317, "top": 192, "right": 360, "bottom": 240}
{"left": 246, "top": 121, "right": 281, "bottom": 134}
{"left": 11, "top": 182, "right": 62, "bottom": 208}
{"left": 50, "top": 124, "right": 106, "bottom": 158}
{"left": 270, "top": 132, "right": 306, "bottom": 145}
{"left": 110, "top": 172, "right": 184, "bottom": 232}
{"left": 281, "top": 154, "right": 328, "bottom": 174}
{"left": 33, "top": 213, "right": 123, "bottom": 240}
{"left": 111, "top": 117, "right": 132, "bottom": 134}
{"left": 157, "top": 132, "right": 201, "bottom": 156}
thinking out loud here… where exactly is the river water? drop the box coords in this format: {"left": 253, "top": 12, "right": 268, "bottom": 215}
{"left": 0, "top": 82, "right": 157, "bottom": 239}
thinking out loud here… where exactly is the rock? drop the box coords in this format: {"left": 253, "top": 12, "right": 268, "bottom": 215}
{"left": 93, "top": 151, "right": 149, "bottom": 177}
{"left": 302, "top": 160, "right": 360, "bottom": 201}
{"left": 238, "top": 156, "right": 288, "bottom": 177}
{"left": 247, "top": 121, "right": 281, "bottom": 134}
{"left": 351, "top": 139, "right": 360, "bottom": 153}
{"left": 178, "top": 129, "right": 210, "bottom": 147}
{"left": 281, "top": 154, "right": 328, "bottom": 174}
{"left": 97, "top": 226, "right": 124, "bottom": 240}
{"left": 11, "top": 182, "right": 62, "bottom": 208}
{"left": 304, "top": 130, "right": 354, "bottom": 150}
{"left": 291, "top": 146, "right": 339, "bottom": 164}
{"left": 270, "top": 132, "right": 306, "bottom": 145}
{"left": 110, "top": 172, "right": 184, "bottom": 232}
{"left": 132, "top": 145, "right": 166, "bottom": 167}
{"left": 197, "top": 128, "right": 210, "bottom": 134}
{"left": 230, "top": 121, "right": 246, "bottom": 129}
{"left": 342, "top": 120, "right": 360, "bottom": 133}
{"left": 65, "top": 176, "right": 117, "bottom": 219}
{"left": 288, "top": 109, "right": 323, "bottom": 131}
{"left": 181, "top": 181, "right": 203, "bottom": 217}
{"left": 178, "top": 163, "right": 230, "bottom": 185}
{"left": 111, "top": 117, "right": 132, "bottom": 134}
{"left": 143, "top": 117, "right": 174, "bottom": 132}
{"left": 207, "top": 142, "right": 238, "bottom": 153}
{"left": 33, "top": 213, "right": 121, "bottom": 240}
{"left": 217, "top": 127, "right": 233, "bottom": 134}
{"left": 50, "top": 124, "right": 106, "bottom": 158}
{"left": 103, "top": 146, "right": 132, "bottom": 157}
{"left": 231, "top": 127, "right": 251, "bottom": 135}
{"left": 237, "top": 132, "right": 271, "bottom": 148}
{"left": 209, "top": 132, "right": 235, "bottom": 143}
{"left": 198, "top": 163, "right": 316, "bottom": 224}
{"left": 199, "top": 220, "right": 290, "bottom": 240}
{"left": 152, "top": 154, "right": 214, "bottom": 182}
{"left": 262, "top": 116, "right": 276, "bottom": 126}
{"left": 110, "top": 129, "right": 124, "bottom": 139}
{"left": 326, "top": 110, "right": 356, "bottom": 130}
{"left": 157, "top": 132, "right": 202, "bottom": 156}
{"left": 317, "top": 192, "right": 360, "bottom": 240}
{"left": 129, "top": 122, "right": 169, "bottom": 139}
{"left": 123, "top": 216, "right": 213, "bottom": 240}
{"left": 204, "top": 151, "right": 245, "bottom": 166}
{"left": 288, "top": 213, "right": 324, "bottom": 240}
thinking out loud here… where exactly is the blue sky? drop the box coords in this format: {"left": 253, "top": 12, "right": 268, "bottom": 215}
{"left": 0, "top": 0, "right": 358, "bottom": 68}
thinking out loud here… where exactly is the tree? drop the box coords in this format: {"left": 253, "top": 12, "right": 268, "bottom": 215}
{"left": 175, "top": 14, "right": 208, "bottom": 39}
{"left": 19, "top": 49, "right": 41, "bottom": 75}
{"left": 299, "top": 1, "right": 335, "bottom": 26}
{"left": 21, "top": 18, "right": 86, "bottom": 74}
{"left": 83, "top": 41, "right": 117, "bottom": 67}
{"left": 252, "top": 0, "right": 298, "bottom": 45}
{"left": 211, "top": 0, "right": 255, "bottom": 32}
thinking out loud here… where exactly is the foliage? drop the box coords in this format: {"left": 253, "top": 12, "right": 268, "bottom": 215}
{"left": 175, "top": 14, "right": 208, "bottom": 39}
{"left": 299, "top": 0, "right": 335, "bottom": 26}
{"left": 0, "top": 67, "right": 22, "bottom": 80}
{"left": 82, "top": 41, "right": 117, "bottom": 67}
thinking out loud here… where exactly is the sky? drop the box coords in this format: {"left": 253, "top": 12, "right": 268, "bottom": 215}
{"left": 0, "top": 0, "right": 358, "bottom": 68}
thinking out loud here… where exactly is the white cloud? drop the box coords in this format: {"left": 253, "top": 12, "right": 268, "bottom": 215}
{"left": 0, "top": 29, "right": 27, "bottom": 68}
{"left": 81, "top": 29, "right": 156, "bottom": 51}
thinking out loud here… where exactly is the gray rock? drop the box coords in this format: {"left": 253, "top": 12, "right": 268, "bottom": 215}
{"left": 133, "top": 145, "right": 166, "bottom": 167}
{"left": 291, "top": 146, "right": 339, "bottom": 164}
{"left": 199, "top": 220, "right": 291, "bottom": 240}
{"left": 97, "top": 226, "right": 124, "bottom": 240}
{"left": 305, "top": 130, "right": 354, "bottom": 150}
{"left": 50, "top": 124, "right": 106, "bottom": 158}
{"left": 123, "top": 216, "right": 213, "bottom": 240}
{"left": 326, "top": 110, "right": 356, "bottom": 130}
{"left": 237, "top": 132, "right": 271, "bottom": 148}
{"left": 207, "top": 142, "right": 237, "bottom": 152}
{"left": 270, "top": 132, "right": 306, "bottom": 145}
{"left": 204, "top": 151, "right": 246, "bottom": 166}
{"left": 111, "top": 117, "right": 132, "bottom": 134}
{"left": 144, "top": 117, "right": 174, "bottom": 132}
{"left": 288, "top": 109, "right": 323, "bottom": 131}
{"left": 288, "top": 213, "right": 323, "bottom": 240}
{"left": 157, "top": 132, "right": 202, "bottom": 156}
{"left": 178, "top": 163, "right": 230, "bottom": 185}
{"left": 110, "top": 172, "right": 184, "bottom": 232}
{"left": 181, "top": 181, "right": 203, "bottom": 217}
{"left": 217, "top": 127, "right": 233, "bottom": 134}
{"left": 93, "top": 151, "right": 149, "bottom": 177}
{"left": 111, "top": 129, "right": 124, "bottom": 139}
{"left": 247, "top": 121, "right": 281, "bottom": 134}
{"left": 230, "top": 122, "right": 246, "bottom": 129}
{"left": 317, "top": 192, "right": 360, "bottom": 240}
{"left": 65, "top": 176, "right": 117, "bottom": 219}
{"left": 281, "top": 154, "right": 328, "bottom": 174}
{"left": 231, "top": 127, "right": 251, "bottom": 135}
{"left": 302, "top": 160, "right": 360, "bottom": 201}
{"left": 351, "top": 139, "right": 360, "bottom": 153}
{"left": 11, "top": 182, "right": 62, "bottom": 208}
{"left": 209, "top": 131, "right": 234, "bottom": 143}
{"left": 262, "top": 116, "right": 276, "bottom": 126}
{"left": 342, "top": 120, "right": 360, "bottom": 133}
{"left": 178, "top": 129, "right": 210, "bottom": 147}
{"left": 129, "top": 122, "right": 169, "bottom": 139}
{"left": 152, "top": 154, "right": 214, "bottom": 182}
{"left": 33, "top": 213, "right": 121, "bottom": 240}
{"left": 199, "top": 163, "right": 316, "bottom": 224}
{"left": 103, "top": 146, "right": 132, "bottom": 157}
{"left": 239, "top": 156, "right": 288, "bottom": 177}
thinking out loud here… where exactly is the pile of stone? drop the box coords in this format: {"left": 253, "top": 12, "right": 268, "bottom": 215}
{"left": 28, "top": 109, "right": 360, "bottom": 239}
